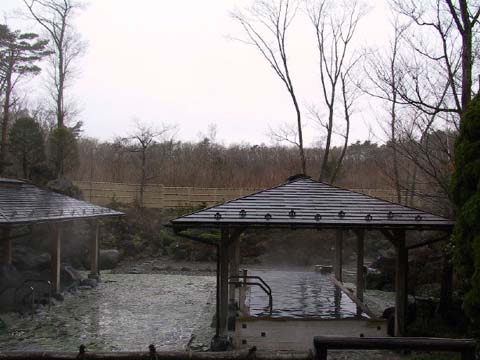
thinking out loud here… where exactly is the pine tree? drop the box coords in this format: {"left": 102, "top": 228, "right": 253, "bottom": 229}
{"left": 451, "top": 94, "right": 480, "bottom": 333}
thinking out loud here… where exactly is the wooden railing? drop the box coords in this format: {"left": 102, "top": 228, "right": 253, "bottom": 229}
{"left": 313, "top": 336, "right": 477, "bottom": 360}
{"left": 73, "top": 181, "right": 423, "bottom": 209}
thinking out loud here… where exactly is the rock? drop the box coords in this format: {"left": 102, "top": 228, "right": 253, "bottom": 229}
{"left": 63, "top": 265, "right": 83, "bottom": 284}
{"left": 174, "top": 246, "right": 189, "bottom": 260}
{"left": 416, "top": 283, "right": 441, "bottom": 298}
{"left": 12, "top": 247, "right": 51, "bottom": 271}
{"left": 80, "top": 278, "right": 98, "bottom": 288}
{"left": 77, "top": 285, "right": 93, "bottom": 291}
{"left": 0, "top": 264, "right": 21, "bottom": 288}
{"left": 181, "top": 266, "right": 191, "bottom": 272}
{"left": 365, "top": 267, "right": 388, "bottom": 290}
{"left": 315, "top": 265, "right": 333, "bottom": 274}
{"left": 100, "top": 249, "right": 120, "bottom": 270}
{"left": 53, "top": 293, "right": 64, "bottom": 301}
{"left": 210, "top": 335, "right": 229, "bottom": 351}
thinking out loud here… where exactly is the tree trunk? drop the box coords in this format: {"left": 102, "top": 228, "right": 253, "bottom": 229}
{"left": 0, "top": 61, "right": 13, "bottom": 175}
{"left": 330, "top": 75, "right": 351, "bottom": 184}
{"left": 139, "top": 148, "right": 146, "bottom": 208}
{"left": 459, "top": 0, "right": 472, "bottom": 112}
{"left": 290, "top": 91, "right": 306, "bottom": 175}
{"left": 319, "top": 109, "right": 334, "bottom": 182}
{"left": 57, "top": 32, "right": 66, "bottom": 129}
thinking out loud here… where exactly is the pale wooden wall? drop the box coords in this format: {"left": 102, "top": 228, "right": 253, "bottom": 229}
{"left": 74, "top": 181, "right": 421, "bottom": 209}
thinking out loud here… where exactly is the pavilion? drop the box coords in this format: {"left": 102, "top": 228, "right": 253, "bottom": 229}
{"left": 0, "top": 178, "right": 123, "bottom": 294}
{"left": 170, "top": 175, "right": 454, "bottom": 340}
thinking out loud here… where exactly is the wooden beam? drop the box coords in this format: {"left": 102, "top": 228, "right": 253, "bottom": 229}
{"left": 314, "top": 336, "right": 476, "bottom": 359}
{"left": 1, "top": 227, "right": 12, "bottom": 266}
{"left": 90, "top": 221, "right": 100, "bottom": 276}
{"left": 218, "top": 228, "right": 230, "bottom": 337}
{"left": 394, "top": 230, "right": 408, "bottom": 337}
{"left": 335, "top": 229, "right": 343, "bottom": 282}
{"left": 331, "top": 276, "right": 376, "bottom": 319}
{"left": 356, "top": 229, "right": 365, "bottom": 303}
{"left": 229, "top": 231, "right": 241, "bottom": 304}
{"left": 51, "top": 224, "right": 61, "bottom": 294}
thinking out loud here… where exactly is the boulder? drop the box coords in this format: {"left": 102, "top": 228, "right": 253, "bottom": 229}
{"left": 80, "top": 278, "right": 98, "bottom": 288}
{"left": 0, "top": 317, "right": 6, "bottom": 333}
{"left": 365, "top": 267, "right": 389, "bottom": 290}
{"left": 0, "top": 264, "right": 21, "bottom": 288}
{"left": 99, "top": 249, "right": 120, "bottom": 270}
{"left": 12, "top": 247, "right": 51, "bottom": 271}
{"left": 63, "top": 265, "right": 83, "bottom": 284}
{"left": 315, "top": 265, "right": 333, "bottom": 274}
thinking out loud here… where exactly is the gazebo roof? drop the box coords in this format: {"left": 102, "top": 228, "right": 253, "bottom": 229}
{"left": 0, "top": 178, "right": 123, "bottom": 226}
{"left": 170, "top": 176, "right": 454, "bottom": 231}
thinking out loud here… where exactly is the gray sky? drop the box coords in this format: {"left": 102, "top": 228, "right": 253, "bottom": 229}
{"left": 2, "top": 0, "right": 391, "bottom": 146}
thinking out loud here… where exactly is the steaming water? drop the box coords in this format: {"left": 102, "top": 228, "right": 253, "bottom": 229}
{"left": 0, "top": 274, "right": 215, "bottom": 352}
{"left": 248, "top": 269, "right": 365, "bottom": 319}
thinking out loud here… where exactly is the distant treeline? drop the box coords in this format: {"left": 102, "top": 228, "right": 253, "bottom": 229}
{"left": 68, "top": 136, "right": 451, "bottom": 215}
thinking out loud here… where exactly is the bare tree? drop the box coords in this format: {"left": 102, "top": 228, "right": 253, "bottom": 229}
{"left": 232, "top": 0, "right": 307, "bottom": 174}
{"left": 363, "top": 18, "right": 409, "bottom": 203}
{"left": 306, "top": 0, "right": 364, "bottom": 182}
{"left": 329, "top": 71, "right": 356, "bottom": 183}
{"left": 123, "top": 120, "right": 176, "bottom": 208}
{"left": 363, "top": 0, "right": 480, "bottom": 206}
{"left": 23, "top": 0, "right": 84, "bottom": 129}
{"left": 392, "top": 0, "right": 480, "bottom": 117}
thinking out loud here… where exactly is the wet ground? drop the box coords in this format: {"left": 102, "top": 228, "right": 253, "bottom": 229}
{"left": 0, "top": 273, "right": 216, "bottom": 352}
{"left": 0, "top": 259, "right": 435, "bottom": 358}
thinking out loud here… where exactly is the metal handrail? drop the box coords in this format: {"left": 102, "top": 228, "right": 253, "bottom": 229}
{"left": 229, "top": 275, "right": 272, "bottom": 294}
{"left": 229, "top": 280, "right": 273, "bottom": 316}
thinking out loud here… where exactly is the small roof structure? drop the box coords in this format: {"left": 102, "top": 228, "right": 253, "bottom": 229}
{"left": 0, "top": 178, "right": 123, "bottom": 226}
{"left": 170, "top": 175, "right": 455, "bottom": 340}
{"left": 170, "top": 176, "right": 454, "bottom": 231}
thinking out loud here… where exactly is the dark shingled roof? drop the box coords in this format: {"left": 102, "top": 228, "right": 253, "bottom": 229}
{"left": 170, "top": 177, "right": 454, "bottom": 230}
{"left": 0, "top": 179, "right": 123, "bottom": 226}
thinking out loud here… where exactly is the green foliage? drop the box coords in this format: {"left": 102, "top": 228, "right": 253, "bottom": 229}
{"left": 9, "top": 117, "right": 45, "bottom": 178}
{"left": 0, "top": 24, "right": 50, "bottom": 79}
{"left": 48, "top": 127, "right": 79, "bottom": 177}
{"left": 451, "top": 94, "right": 480, "bottom": 333}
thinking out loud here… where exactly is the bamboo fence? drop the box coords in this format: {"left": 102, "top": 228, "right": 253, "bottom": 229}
{"left": 73, "top": 181, "right": 420, "bottom": 209}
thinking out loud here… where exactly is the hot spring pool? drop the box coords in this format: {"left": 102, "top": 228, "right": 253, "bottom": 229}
{"left": 247, "top": 269, "right": 366, "bottom": 319}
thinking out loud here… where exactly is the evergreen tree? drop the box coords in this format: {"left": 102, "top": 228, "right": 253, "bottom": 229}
{"left": 48, "top": 127, "right": 79, "bottom": 177}
{"left": 0, "top": 24, "right": 50, "bottom": 174}
{"left": 451, "top": 94, "right": 480, "bottom": 333}
{"left": 9, "top": 117, "right": 45, "bottom": 179}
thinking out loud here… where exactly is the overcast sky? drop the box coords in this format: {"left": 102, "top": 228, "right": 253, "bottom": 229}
{"left": 2, "top": 0, "right": 392, "bottom": 146}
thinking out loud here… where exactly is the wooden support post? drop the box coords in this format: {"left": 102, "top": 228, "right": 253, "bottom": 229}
{"left": 229, "top": 232, "right": 240, "bottom": 304}
{"left": 394, "top": 230, "right": 408, "bottom": 337}
{"left": 218, "top": 228, "right": 229, "bottom": 337}
{"left": 90, "top": 222, "right": 100, "bottom": 276}
{"left": 356, "top": 229, "right": 365, "bottom": 303}
{"left": 51, "top": 224, "right": 61, "bottom": 294}
{"left": 335, "top": 229, "right": 343, "bottom": 282}
{"left": 1, "top": 227, "right": 12, "bottom": 266}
